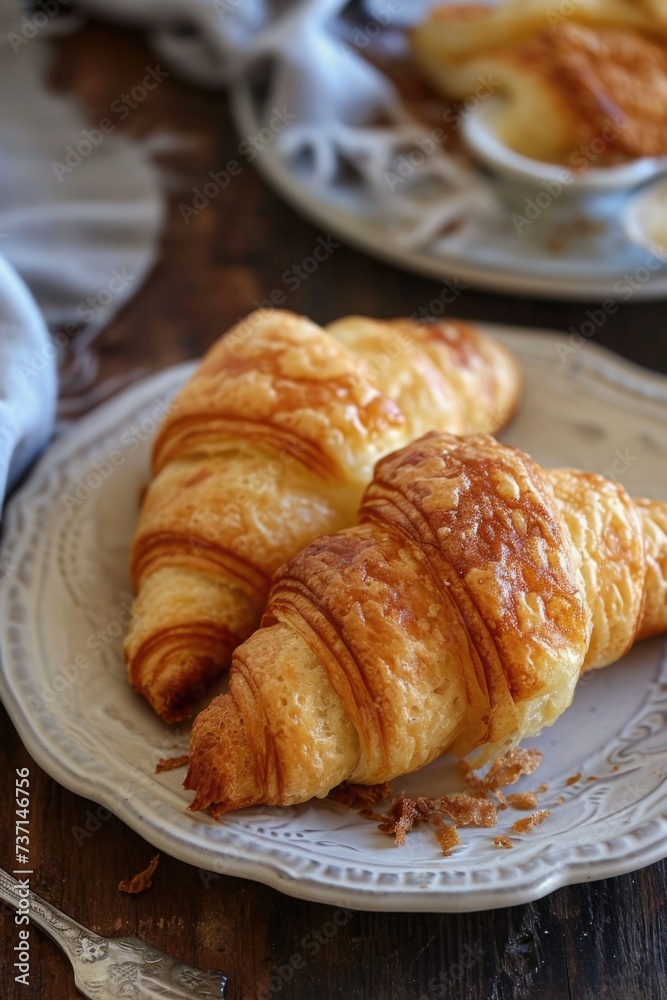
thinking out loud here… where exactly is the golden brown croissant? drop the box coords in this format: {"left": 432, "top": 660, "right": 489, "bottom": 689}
{"left": 185, "top": 432, "right": 667, "bottom": 815}
{"left": 124, "top": 310, "right": 520, "bottom": 722}
{"left": 412, "top": 1, "right": 667, "bottom": 161}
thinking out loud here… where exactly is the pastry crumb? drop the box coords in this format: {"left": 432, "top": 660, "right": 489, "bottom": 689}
{"left": 586, "top": 775, "right": 598, "bottom": 782}
{"left": 338, "top": 748, "right": 547, "bottom": 853}
{"left": 512, "top": 809, "right": 550, "bottom": 834}
{"left": 435, "top": 822, "right": 462, "bottom": 856}
{"left": 119, "top": 854, "right": 160, "bottom": 894}
{"left": 505, "top": 792, "right": 538, "bottom": 811}
{"left": 329, "top": 782, "right": 392, "bottom": 808}
{"left": 155, "top": 755, "right": 189, "bottom": 773}
{"left": 493, "top": 835, "right": 513, "bottom": 849}
{"left": 460, "top": 748, "right": 543, "bottom": 801}
{"left": 376, "top": 796, "right": 434, "bottom": 846}
{"left": 438, "top": 794, "right": 498, "bottom": 828}
{"left": 566, "top": 772, "right": 582, "bottom": 786}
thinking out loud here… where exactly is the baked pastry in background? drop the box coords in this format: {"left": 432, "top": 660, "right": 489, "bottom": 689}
{"left": 124, "top": 310, "right": 521, "bottom": 722}
{"left": 185, "top": 431, "right": 667, "bottom": 816}
{"left": 412, "top": 0, "right": 667, "bottom": 163}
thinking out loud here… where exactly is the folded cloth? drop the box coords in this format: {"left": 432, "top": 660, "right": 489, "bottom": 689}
{"left": 0, "top": 0, "right": 164, "bottom": 508}
{"left": 72, "top": 0, "right": 501, "bottom": 249}
{"left": 0, "top": 34, "right": 164, "bottom": 336}
{"left": 0, "top": 256, "right": 56, "bottom": 503}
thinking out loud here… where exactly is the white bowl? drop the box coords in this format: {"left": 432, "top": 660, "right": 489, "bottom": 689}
{"left": 622, "top": 176, "right": 667, "bottom": 256}
{"left": 461, "top": 99, "right": 667, "bottom": 196}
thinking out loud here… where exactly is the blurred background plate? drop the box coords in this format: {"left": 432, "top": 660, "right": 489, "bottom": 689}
{"left": 230, "top": 82, "right": 667, "bottom": 301}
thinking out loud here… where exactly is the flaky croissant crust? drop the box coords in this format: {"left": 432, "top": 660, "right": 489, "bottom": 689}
{"left": 185, "top": 432, "right": 667, "bottom": 815}
{"left": 124, "top": 311, "right": 521, "bottom": 721}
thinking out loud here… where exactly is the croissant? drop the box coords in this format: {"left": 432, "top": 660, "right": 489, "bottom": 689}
{"left": 412, "top": 2, "right": 667, "bottom": 161}
{"left": 124, "top": 310, "right": 520, "bottom": 722}
{"left": 185, "top": 431, "right": 667, "bottom": 815}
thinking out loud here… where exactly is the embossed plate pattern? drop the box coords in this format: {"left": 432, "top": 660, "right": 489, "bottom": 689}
{"left": 1, "top": 325, "right": 667, "bottom": 912}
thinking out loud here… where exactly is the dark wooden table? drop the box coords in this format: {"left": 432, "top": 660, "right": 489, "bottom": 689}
{"left": 2, "top": 20, "right": 667, "bottom": 1000}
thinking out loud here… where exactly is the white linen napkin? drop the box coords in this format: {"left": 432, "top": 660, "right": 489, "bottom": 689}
{"left": 0, "top": 256, "right": 56, "bottom": 499}
{"left": 0, "top": 0, "right": 164, "bottom": 505}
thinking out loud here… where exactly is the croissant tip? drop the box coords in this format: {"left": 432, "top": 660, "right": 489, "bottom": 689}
{"left": 185, "top": 690, "right": 269, "bottom": 814}
{"left": 184, "top": 769, "right": 235, "bottom": 818}
{"left": 129, "top": 650, "right": 228, "bottom": 724}
{"left": 134, "top": 684, "right": 195, "bottom": 725}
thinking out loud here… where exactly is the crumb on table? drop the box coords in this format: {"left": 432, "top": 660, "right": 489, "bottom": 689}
{"left": 119, "top": 854, "right": 160, "bottom": 894}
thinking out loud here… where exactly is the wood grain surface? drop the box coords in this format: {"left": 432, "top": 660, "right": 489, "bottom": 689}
{"left": 1, "top": 19, "right": 667, "bottom": 1000}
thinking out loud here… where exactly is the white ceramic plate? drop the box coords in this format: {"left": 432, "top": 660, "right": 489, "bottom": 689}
{"left": 2, "top": 326, "right": 667, "bottom": 912}
{"left": 230, "top": 83, "right": 667, "bottom": 301}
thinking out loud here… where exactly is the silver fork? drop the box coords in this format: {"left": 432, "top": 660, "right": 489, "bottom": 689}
{"left": 1, "top": 867, "right": 227, "bottom": 998}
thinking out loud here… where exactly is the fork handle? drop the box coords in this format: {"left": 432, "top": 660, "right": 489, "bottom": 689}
{"left": 0, "top": 867, "right": 105, "bottom": 958}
